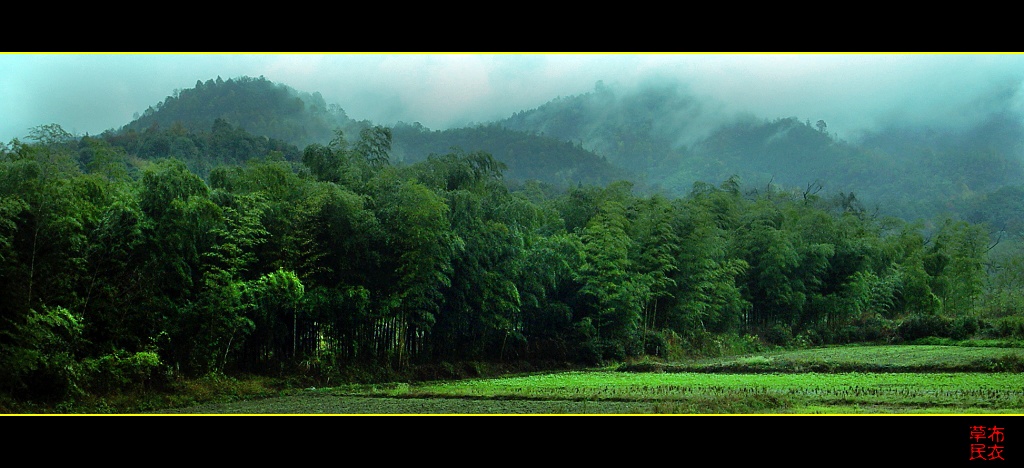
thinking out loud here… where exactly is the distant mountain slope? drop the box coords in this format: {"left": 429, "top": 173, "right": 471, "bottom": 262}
{"left": 120, "top": 75, "right": 353, "bottom": 148}
{"left": 496, "top": 81, "right": 1024, "bottom": 221}
{"left": 389, "top": 122, "right": 636, "bottom": 188}
{"left": 499, "top": 80, "right": 699, "bottom": 172}
{"left": 111, "top": 74, "right": 1024, "bottom": 222}
{"left": 100, "top": 117, "right": 303, "bottom": 179}
{"left": 116, "top": 75, "right": 637, "bottom": 189}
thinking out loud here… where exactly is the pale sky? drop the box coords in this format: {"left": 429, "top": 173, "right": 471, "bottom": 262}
{"left": 3, "top": 52, "right": 1024, "bottom": 145}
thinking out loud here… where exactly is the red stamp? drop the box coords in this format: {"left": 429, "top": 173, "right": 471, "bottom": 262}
{"left": 971, "top": 426, "right": 1006, "bottom": 461}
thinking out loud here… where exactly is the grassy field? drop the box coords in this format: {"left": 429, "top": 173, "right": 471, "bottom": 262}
{"left": 153, "top": 344, "right": 1024, "bottom": 415}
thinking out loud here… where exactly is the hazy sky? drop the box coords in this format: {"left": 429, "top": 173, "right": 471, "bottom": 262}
{"left": 3, "top": 52, "right": 1024, "bottom": 145}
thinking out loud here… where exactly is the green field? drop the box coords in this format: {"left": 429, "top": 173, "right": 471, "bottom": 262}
{"left": 158, "top": 344, "right": 1024, "bottom": 414}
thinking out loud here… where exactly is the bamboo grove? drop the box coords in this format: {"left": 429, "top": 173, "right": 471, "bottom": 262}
{"left": 0, "top": 122, "right": 1010, "bottom": 403}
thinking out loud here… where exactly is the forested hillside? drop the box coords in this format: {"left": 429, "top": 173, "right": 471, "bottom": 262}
{"left": 113, "top": 75, "right": 1024, "bottom": 225}
{"left": 389, "top": 122, "right": 635, "bottom": 188}
{"left": 497, "top": 81, "right": 1024, "bottom": 224}
{"left": 3, "top": 120, "right": 1021, "bottom": 408}
{"left": 121, "top": 75, "right": 354, "bottom": 149}
{"left": 3, "top": 75, "right": 1024, "bottom": 411}
{"left": 99, "top": 118, "right": 302, "bottom": 179}
{"left": 116, "top": 75, "right": 631, "bottom": 190}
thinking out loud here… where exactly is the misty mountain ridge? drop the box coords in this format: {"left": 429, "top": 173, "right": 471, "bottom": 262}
{"left": 115, "top": 74, "right": 637, "bottom": 189}
{"left": 113, "top": 74, "right": 1024, "bottom": 223}
{"left": 120, "top": 75, "right": 357, "bottom": 147}
{"left": 497, "top": 79, "right": 1024, "bottom": 222}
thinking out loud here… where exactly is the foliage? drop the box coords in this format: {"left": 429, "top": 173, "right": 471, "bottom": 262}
{"left": 391, "top": 122, "right": 632, "bottom": 189}
{"left": 0, "top": 306, "right": 84, "bottom": 401}
{"left": 896, "top": 314, "right": 953, "bottom": 342}
{"left": 499, "top": 82, "right": 1024, "bottom": 225}
{"left": 120, "top": 75, "right": 347, "bottom": 148}
{"left": 80, "top": 350, "right": 165, "bottom": 394}
{"left": 993, "top": 315, "right": 1024, "bottom": 340}
{"left": 0, "top": 116, "right": 1007, "bottom": 410}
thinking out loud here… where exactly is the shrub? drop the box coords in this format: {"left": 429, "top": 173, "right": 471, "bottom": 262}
{"left": 950, "top": 316, "right": 981, "bottom": 341}
{"left": 735, "top": 355, "right": 773, "bottom": 368}
{"left": 657, "top": 329, "right": 690, "bottom": 361}
{"left": 642, "top": 329, "right": 670, "bottom": 358}
{"left": 682, "top": 329, "right": 725, "bottom": 358}
{"left": 598, "top": 340, "right": 627, "bottom": 362}
{"left": 896, "top": 314, "right": 952, "bottom": 341}
{"left": 717, "top": 333, "right": 765, "bottom": 356}
{"left": 81, "top": 350, "right": 167, "bottom": 394}
{"left": 836, "top": 325, "right": 864, "bottom": 344}
{"left": 792, "top": 330, "right": 819, "bottom": 348}
{"left": 764, "top": 323, "right": 793, "bottom": 347}
{"left": 806, "top": 324, "right": 838, "bottom": 345}
{"left": 996, "top": 316, "right": 1024, "bottom": 340}
{"left": 858, "top": 313, "right": 896, "bottom": 343}
{"left": 0, "top": 306, "right": 84, "bottom": 402}
{"left": 909, "top": 336, "right": 955, "bottom": 346}
{"left": 992, "top": 353, "right": 1024, "bottom": 372}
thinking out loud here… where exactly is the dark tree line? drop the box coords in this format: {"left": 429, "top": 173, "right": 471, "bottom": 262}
{"left": 0, "top": 122, "right": 1009, "bottom": 405}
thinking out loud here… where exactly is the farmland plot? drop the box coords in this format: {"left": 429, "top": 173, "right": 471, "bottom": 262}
{"left": 159, "top": 345, "right": 1024, "bottom": 414}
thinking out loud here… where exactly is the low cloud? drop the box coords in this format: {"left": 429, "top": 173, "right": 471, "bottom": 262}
{"left": 3, "top": 53, "right": 1023, "bottom": 145}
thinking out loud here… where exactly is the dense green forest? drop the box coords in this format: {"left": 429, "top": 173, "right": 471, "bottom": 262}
{"left": 121, "top": 75, "right": 352, "bottom": 149}
{"left": 3, "top": 120, "right": 1023, "bottom": 407}
{"left": 389, "top": 122, "right": 634, "bottom": 188}
{"left": 2, "top": 75, "right": 1024, "bottom": 409}
{"left": 117, "top": 75, "right": 632, "bottom": 190}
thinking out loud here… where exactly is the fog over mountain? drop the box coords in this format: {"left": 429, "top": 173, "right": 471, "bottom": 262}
{"left": 9, "top": 53, "right": 1024, "bottom": 413}
{"left": 4, "top": 53, "right": 1024, "bottom": 146}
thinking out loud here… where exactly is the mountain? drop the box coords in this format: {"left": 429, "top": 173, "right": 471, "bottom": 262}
{"left": 111, "top": 74, "right": 1024, "bottom": 224}
{"left": 389, "top": 121, "right": 636, "bottom": 189}
{"left": 115, "top": 75, "right": 634, "bottom": 189}
{"left": 496, "top": 81, "right": 1024, "bottom": 223}
{"left": 120, "top": 75, "right": 356, "bottom": 148}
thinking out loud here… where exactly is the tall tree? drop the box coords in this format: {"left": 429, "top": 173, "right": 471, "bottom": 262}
{"left": 577, "top": 200, "right": 644, "bottom": 359}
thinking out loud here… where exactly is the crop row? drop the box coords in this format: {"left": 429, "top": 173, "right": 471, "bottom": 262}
{"left": 387, "top": 371, "right": 1024, "bottom": 411}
